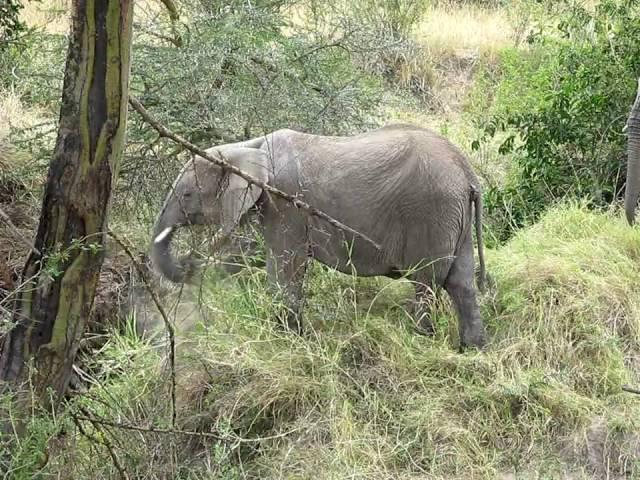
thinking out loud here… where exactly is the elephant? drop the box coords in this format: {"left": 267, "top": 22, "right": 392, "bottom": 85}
{"left": 150, "top": 124, "right": 488, "bottom": 349}
{"left": 625, "top": 78, "right": 640, "bottom": 225}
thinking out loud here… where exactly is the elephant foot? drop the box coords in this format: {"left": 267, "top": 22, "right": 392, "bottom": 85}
{"left": 286, "top": 314, "right": 304, "bottom": 335}
{"left": 459, "top": 325, "right": 487, "bottom": 351}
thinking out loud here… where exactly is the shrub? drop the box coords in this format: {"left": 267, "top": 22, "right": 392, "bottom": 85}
{"left": 471, "top": 0, "right": 640, "bottom": 242}
{"left": 0, "top": 0, "right": 26, "bottom": 49}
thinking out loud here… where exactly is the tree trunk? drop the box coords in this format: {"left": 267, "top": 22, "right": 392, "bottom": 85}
{"left": 0, "top": 0, "right": 133, "bottom": 406}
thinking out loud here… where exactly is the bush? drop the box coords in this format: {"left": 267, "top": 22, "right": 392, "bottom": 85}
{"left": 0, "top": 0, "right": 26, "bottom": 49}
{"left": 471, "top": 0, "right": 640, "bottom": 242}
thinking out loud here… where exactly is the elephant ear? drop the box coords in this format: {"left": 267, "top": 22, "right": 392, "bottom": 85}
{"left": 218, "top": 146, "right": 269, "bottom": 235}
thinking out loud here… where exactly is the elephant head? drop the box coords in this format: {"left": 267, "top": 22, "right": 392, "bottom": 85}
{"left": 624, "top": 78, "right": 640, "bottom": 225}
{"left": 151, "top": 146, "right": 269, "bottom": 283}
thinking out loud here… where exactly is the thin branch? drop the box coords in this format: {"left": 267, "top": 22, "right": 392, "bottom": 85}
{"left": 73, "top": 413, "right": 130, "bottom": 480}
{"left": 0, "top": 207, "right": 41, "bottom": 256}
{"left": 75, "top": 414, "right": 224, "bottom": 440}
{"left": 128, "top": 96, "right": 382, "bottom": 251}
{"left": 134, "top": 24, "right": 182, "bottom": 47}
{"left": 74, "top": 413, "right": 301, "bottom": 444}
{"left": 292, "top": 40, "right": 351, "bottom": 63}
{"left": 107, "top": 231, "right": 177, "bottom": 428}
{"left": 622, "top": 385, "right": 640, "bottom": 395}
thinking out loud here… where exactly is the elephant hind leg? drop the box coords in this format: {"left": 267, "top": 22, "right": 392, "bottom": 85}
{"left": 443, "top": 236, "right": 486, "bottom": 350}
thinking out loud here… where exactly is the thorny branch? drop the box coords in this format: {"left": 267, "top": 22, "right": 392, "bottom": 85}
{"left": 73, "top": 411, "right": 130, "bottom": 480}
{"left": 107, "top": 231, "right": 177, "bottom": 428}
{"left": 74, "top": 412, "right": 302, "bottom": 444}
{"left": 128, "top": 96, "right": 383, "bottom": 251}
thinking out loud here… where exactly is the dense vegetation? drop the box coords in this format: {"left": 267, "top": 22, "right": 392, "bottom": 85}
{"left": 472, "top": 0, "right": 640, "bottom": 241}
{"left": 1, "top": 0, "right": 639, "bottom": 478}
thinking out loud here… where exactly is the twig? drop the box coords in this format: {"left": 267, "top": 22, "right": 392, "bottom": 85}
{"left": 0, "top": 207, "right": 41, "bottom": 256}
{"left": 73, "top": 413, "right": 130, "bottom": 480}
{"left": 134, "top": 24, "right": 182, "bottom": 47}
{"left": 74, "top": 413, "right": 301, "bottom": 444}
{"left": 622, "top": 385, "right": 640, "bottom": 395}
{"left": 107, "top": 231, "right": 177, "bottom": 428}
{"left": 128, "top": 96, "right": 382, "bottom": 251}
{"left": 75, "top": 414, "right": 224, "bottom": 440}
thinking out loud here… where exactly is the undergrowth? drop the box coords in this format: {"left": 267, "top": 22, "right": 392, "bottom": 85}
{"left": 6, "top": 204, "right": 638, "bottom": 479}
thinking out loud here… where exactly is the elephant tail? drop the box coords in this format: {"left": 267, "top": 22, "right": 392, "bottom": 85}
{"left": 472, "top": 186, "right": 487, "bottom": 293}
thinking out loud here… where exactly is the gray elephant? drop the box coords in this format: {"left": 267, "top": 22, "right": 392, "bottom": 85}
{"left": 150, "top": 124, "right": 488, "bottom": 349}
{"left": 625, "top": 79, "right": 640, "bottom": 225}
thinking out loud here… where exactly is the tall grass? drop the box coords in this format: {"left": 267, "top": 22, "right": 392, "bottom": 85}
{"left": 6, "top": 204, "right": 637, "bottom": 479}
{"left": 415, "top": 2, "right": 514, "bottom": 59}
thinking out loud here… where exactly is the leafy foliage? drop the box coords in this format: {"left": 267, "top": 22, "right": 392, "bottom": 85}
{"left": 472, "top": 0, "right": 640, "bottom": 242}
{"left": 347, "top": 0, "right": 430, "bottom": 41}
{"left": 0, "top": 0, "right": 26, "bottom": 50}
{"left": 132, "top": 1, "right": 384, "bottom": 142}
{"left": 122, "top": 0, "right": 387, "bottom": 225}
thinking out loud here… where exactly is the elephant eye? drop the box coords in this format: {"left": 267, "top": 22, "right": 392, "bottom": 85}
{"left": 183, "top": 192, "right": 192, "bottom": 199}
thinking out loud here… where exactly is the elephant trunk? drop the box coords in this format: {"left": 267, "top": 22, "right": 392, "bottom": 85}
{"left": 625, "top": 78, "right": 640, "bottom": 225}
{"left": 150, "top": 218, "right": 187, "bottom": 283}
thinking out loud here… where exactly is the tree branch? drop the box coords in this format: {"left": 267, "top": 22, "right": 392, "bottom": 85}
{"left": 74, "top": 412, "right": 302, "bottom": 444}
{"left": 158, "top": 0, "right": 178, "bottom": 20}
{"left": 73, "top": 412, "right": 130, "bottom": 480}
{"left": 128, "top": 96, "right": 382, "bottom": 251}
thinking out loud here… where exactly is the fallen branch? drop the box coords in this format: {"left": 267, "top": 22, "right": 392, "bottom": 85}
{"left": 128, "top": 96, "right": 382, "bottom": 251}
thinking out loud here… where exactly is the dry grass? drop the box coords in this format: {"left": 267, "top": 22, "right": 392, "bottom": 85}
{"left": 384, "top": 1, "right": 521, "bottom": 118}
{"left": 0, "top": 90, "right": 48, "bottom": 141}
{"left": 414, "top": 2, "right": 514, "bottom": 60}
{"left": 19, "top": 0, "right": 70, "bottom": 34}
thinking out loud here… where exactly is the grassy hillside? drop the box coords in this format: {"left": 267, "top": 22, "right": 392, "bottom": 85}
{"left": 6, "top": 205, "right": 636, "bottom": 479}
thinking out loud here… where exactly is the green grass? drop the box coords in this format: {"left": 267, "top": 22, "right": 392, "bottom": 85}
{"left": 8, "top": 204, "right": 637, "bottom": 479}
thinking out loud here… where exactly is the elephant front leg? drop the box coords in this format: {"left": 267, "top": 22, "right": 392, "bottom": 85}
{"left": 265, "top": 247, "right": 309, "bottom": 334}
